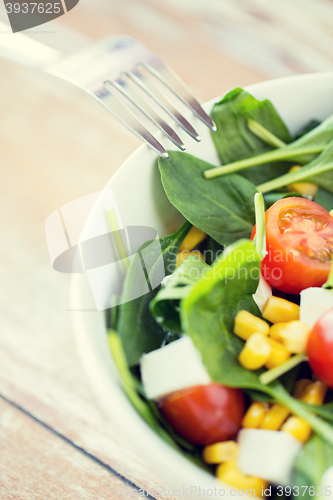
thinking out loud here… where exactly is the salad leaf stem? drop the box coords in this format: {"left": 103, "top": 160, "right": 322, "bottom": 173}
{"left": 253, "top": 192, "right": 266, "bottom": 260}
{"left": 108, "top": 330, "right": 165, "bottom": 430}
{"left": 247, "top": 118, "right": 287, "bottom": 148}
{"left": 204, "top": 146, "right": 322, "bottom": 179}
{"left": 259, "top": 353, "right": 307, "bottom": 386}
{"left": 267, "top": 383, "right": 333, "bottom": 447}
{"left": 257, "top": 140, "right": 333, "bottom": 193}
{"left": 206, "top": 112, "right": 333, "bottom": 179}
{"left": 106, "top": 209, "right": 130, "bottom": 272}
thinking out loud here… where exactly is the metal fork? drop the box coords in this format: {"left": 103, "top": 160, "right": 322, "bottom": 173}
{"left": 0, "top": 25, "right": 216, "bottom": 157}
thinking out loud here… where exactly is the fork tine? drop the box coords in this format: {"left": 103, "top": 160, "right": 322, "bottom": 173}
{"left": 142, "top": 62, "right": 217, "bottom": 132}
{"left": 122, "top": 72, "right": 188, "bottom": 149}
{"left": 125, "top": 70, "right": 201, "bottom": 142}
{"left": 100, "top": 86, "right": 169, "bottom": 158}
{"left": 105, "top": 79, "right": 186, "bottom": 151}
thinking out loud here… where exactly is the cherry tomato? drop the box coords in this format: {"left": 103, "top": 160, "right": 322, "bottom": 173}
{"left": 307, "top": 308, "right": 333, "bottom": 388}
{"left": 159, "top": 383, "right": 245, "bottom": 445}
{"left": 251, "top": 197, "right": 333, "bottom": 294}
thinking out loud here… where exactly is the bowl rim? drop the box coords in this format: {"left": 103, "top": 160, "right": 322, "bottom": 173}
{"left": 71, "top": 71, "right": 333, "bottom": 497}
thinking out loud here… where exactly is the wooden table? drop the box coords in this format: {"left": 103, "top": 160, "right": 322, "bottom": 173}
{"left": 1, "top": 0, "right": 333, "bottom": 498}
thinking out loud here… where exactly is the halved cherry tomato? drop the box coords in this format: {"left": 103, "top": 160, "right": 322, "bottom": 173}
{"left": 307, "top": 308, "right": 333, "bottom": 388}
{"left": 251, "top": 197, "right": 333, "bottom": 294}
{"left": 159, "top": 383, "right": 245, "bottom": 445}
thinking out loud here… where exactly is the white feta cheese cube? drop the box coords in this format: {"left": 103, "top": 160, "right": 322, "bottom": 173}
{"left": 140, "top": 336, "right": 210, "bottom": 400}
{"left": 300, "top": 287, "right": 333, "bottom": 330}
{"left": 253, "top": 274, "right": 272, "bottom": 312}
{"left": 238, "top": 429, "right": 303, "bottom": 486}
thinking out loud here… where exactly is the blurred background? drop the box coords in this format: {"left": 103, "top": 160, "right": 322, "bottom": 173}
{"left": 1, "top": 0, "right": 333, "bottom": 498}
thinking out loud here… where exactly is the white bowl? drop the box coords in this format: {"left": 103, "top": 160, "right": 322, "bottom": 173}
{"left": 71, "top": 72, "right": 333, "bottom": 498}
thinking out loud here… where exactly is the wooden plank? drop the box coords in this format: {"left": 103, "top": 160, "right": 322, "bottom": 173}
{"left": 0, "top": 398, "right": 145, "bottom": 500}
{"left": 60, "top": 0, "right": 333, "bottom": 86}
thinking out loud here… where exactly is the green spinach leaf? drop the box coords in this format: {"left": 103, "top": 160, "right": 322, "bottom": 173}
{"left": 295, "top": 119, "right": 321, "bottom": 139}
{"left": 263, "top": 191, "right": 303, "bottom": 208}
{"left": 298, "top": 401, "right": 333, "bottom": 424}
{"left": 211, "top": 88, "right": 292, "bottom": 185}
{"left": 205, "top": 237, "right": 225, "bottom": 265}
{"left": 315, "top": 187, "right": 333, "bottom": 211}
{"left": 158, "top": 151, "right": 257, "bottom": 246}
{"left": 293, "top": 435, "right": 333, "bottom": 492}
{"left": 180, "top": 239, "right": 266, "bottom": 390}
{"left": 117, "top": 220, "right": 191, "bottom": 366}
{"left": 150, "top": 255, "right": 210, "bottom": 333}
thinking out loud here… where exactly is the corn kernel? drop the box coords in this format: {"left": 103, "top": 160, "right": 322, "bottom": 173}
{"left": 176, "top": 250, "right": 204, "bottom": 267}
{"left": 330, "top": 209, "right": 333, "bottom": 218}
{"left": 265, "top": 338, "right": 291, "bottom": 369}
{"left": 179, "top": 226, "right": 207, "bottom": 252}
{"left": 234, "top": 310, "right": 270, "bottom": 341}
{"left": 299, "top": 381, "right": 327, "bottom": 405}
{"left": 281, "top": 416, "right": 312, "bottom": 443}
{"left": 278, "top": 321, "right": 310, "bottom": 353}
{"left": 288, "top": 182, "right": 318, "bottom": 198}
{"left": 260, "top": 404, "right": 290, "bottom": 430}
{"left": 216, "top": 460, "right": 267, "bottom": 497}
{"left": 287, "top": 166, "right": 318, "bottom": 198}
{"left": 289, "top": 165, "right": 301, "bottom": 173}
{"left": 269, "top": 323, "right": 288, "bottom": 341}
{"left": 203, "top": 441, "right": 238, "bottom": 464}
{"left": 239, "top": 333, "right": 271, "bottom": 371}
{"left": 242, "top": 402, "right": 269, "bottom": 429}
{"left": 292, "top": 379, "right": 312, "bottom": 399}
{"left": 262, "top": 296, "right": 300, "bottom": 323}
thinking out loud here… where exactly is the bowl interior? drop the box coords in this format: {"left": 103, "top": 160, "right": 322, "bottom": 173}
{"left": 71, "top": 72, "right": 333, "bottom": 497}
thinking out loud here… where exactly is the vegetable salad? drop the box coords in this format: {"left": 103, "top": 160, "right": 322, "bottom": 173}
{"left": 107, "top": 88, "right": 333, "bottom": 496}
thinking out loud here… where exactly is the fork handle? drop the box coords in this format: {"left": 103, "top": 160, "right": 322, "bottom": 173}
{"left": 0, "top": 20, "right": 60, "bottom": 68}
